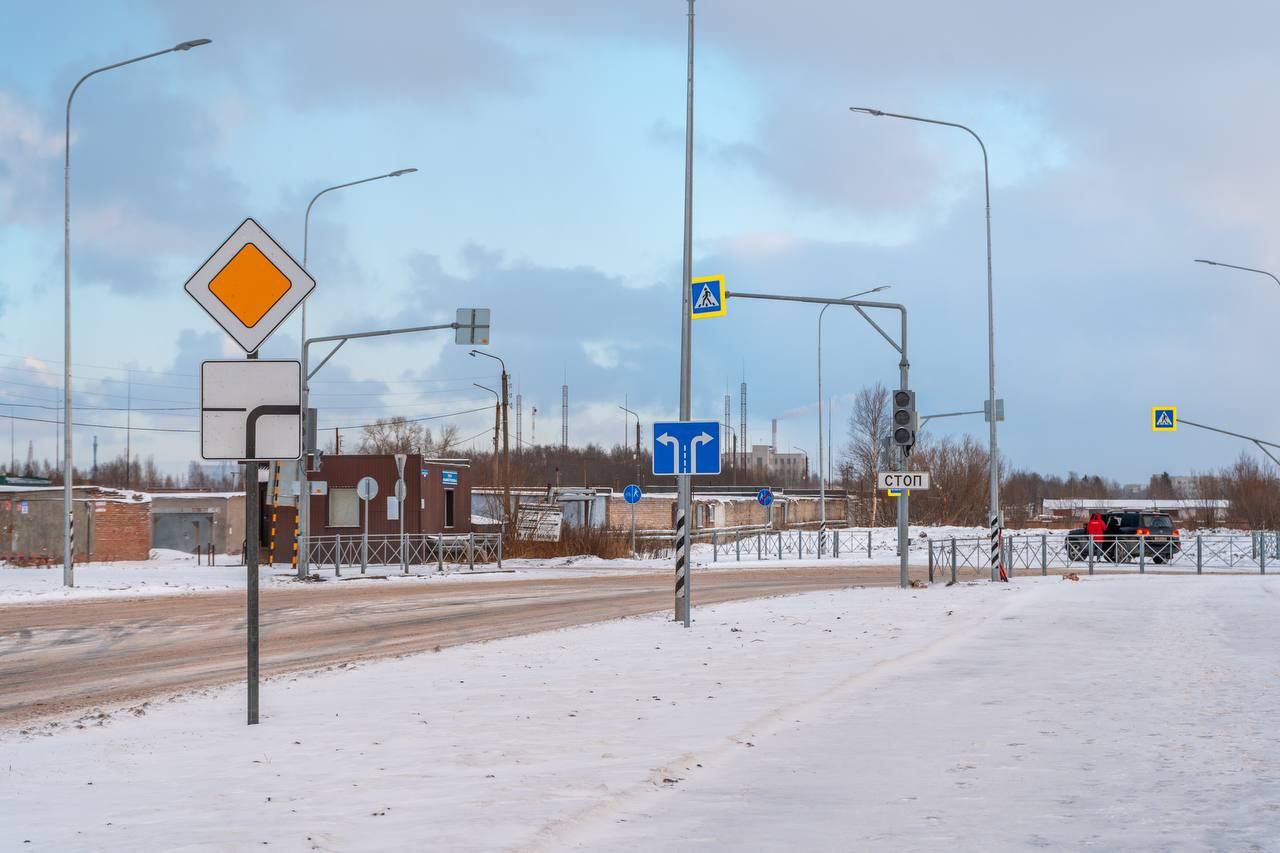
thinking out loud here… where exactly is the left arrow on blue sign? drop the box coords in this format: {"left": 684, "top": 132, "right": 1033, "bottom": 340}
{"left": 652, "top": 421, "right": 722, "bottom": 476}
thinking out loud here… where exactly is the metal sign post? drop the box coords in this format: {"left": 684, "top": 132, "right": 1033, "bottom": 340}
{"left": 623, "top": 484, "right": 642, "bottom": 557}
{"left": 395, "top": 454, "right": 407, "bottom": 574}
{"left": 245, "top": 457, "right": 259, "bottom": 725}
{"left": 357, "top": 476, "right": 378, "bottom": 574}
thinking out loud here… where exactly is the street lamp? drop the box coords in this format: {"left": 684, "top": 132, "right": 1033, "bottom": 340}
{"left": 619, "top": 404, "right": 640, "bottom": 482}
{"left": 470, "top": 349, "right": 509, "bottom": 519}
{"left": 792, "top": 446, "right": 809, "bottom": 484}
{"left": 850, "top": 106, "right": 1003, "bottom": 581}
{"left": 817, "top": 284, "right": 889, "bottom": 530}
{"left": 296, "top": 166, "right": 416, "bottom": 576}
{"left": 473, "top": 383, "right": 501, "bottom": 488}
{"left": 63, "top": 37, "right": 212, "bottom": 588}
{"left": 302, "top": 168, "right": 418, "bottom": 344}
{"left": 1194, "top": 258, "right": 1280, "bottom": 288}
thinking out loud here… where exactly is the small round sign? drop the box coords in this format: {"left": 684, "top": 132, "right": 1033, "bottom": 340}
{"left": 757, "top": 488, "right": 774, "bottom": 507}
{"left": 623, "top": 484, "right": 643, "bottom": 504}
{"left": 356, "top": 476, "right": 379, "bottom": 501}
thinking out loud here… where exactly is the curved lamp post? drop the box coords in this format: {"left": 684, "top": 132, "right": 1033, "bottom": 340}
{"left": 63, "top": 38, "right": 212, "bottom": 587}
{"left": 850, "top": 106, "right": 1003, "bottom": 581}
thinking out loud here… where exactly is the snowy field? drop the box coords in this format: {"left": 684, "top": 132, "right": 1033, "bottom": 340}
{"left": 4, "top": 574, "right": 1277, "bottom": 851}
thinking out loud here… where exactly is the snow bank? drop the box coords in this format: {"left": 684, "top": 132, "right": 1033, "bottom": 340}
{"left": 3, "top": 575, "right": 1277, "bottom": 850}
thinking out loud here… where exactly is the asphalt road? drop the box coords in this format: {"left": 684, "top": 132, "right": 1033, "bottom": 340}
{"left": 0, "top": 565, "right": 913, "bottom": 727}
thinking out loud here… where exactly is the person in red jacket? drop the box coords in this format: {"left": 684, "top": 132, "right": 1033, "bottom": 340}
{"left": 1086, "top": 512, "right": 1106, "bottom": 556}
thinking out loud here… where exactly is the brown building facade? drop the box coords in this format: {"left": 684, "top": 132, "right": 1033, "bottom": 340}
{"left": 301, "top": 454, "right": 474, "bottom": 538}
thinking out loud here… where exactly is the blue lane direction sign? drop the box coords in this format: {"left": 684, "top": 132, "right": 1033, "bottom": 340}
{"left": 757, "top": 488, "right": 774, "bottom": 507}
{"left": 623, "top": 484, "right": 643, "bottom": 504}
{"left": 652, "top": 421, "right": 722, "bottom": 476}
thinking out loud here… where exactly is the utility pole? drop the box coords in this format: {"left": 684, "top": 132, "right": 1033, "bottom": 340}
{"left": 674, "top": 0, "right": 696, "bottom": 628}
{"left": 501, "top": 369, "right": 510, "bottom": 518}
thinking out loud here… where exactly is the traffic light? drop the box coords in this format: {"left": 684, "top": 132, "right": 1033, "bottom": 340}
{"left": 892, "top": 389, "right": 917, "bottom": 456}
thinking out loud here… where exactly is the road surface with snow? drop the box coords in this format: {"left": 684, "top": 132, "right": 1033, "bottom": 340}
{"left": 3, "top": 574, "right": 1276, "bottom": 851}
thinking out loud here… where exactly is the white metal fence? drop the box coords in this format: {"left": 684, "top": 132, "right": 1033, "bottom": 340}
{"left": 303, "top": 532, "right": 502, "bottom": 576}
{"left": 636, "top": 526, "right": 878, "bottom": 562}
{"left": 928, "top": 532, "right": 1280, "bottom": 582}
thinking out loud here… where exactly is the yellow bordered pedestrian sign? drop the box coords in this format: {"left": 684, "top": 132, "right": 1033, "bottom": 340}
{"left": 1152, "top": 406, "right": 1177, "bottom": 432}
{"left": 184, "top": 218, "right": 316, "bottom": 354}
{"left": 690, "top": 275, "right": 727, "bottom": 319}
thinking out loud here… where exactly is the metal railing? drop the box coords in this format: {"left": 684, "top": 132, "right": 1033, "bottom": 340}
{"left": 632, "top": 527, "right": 890, "bottom": 560}
{"left": 928, "top": 532, "right": 1280, "bottom": 581}
{"left": 302, "top": 532, "right": 502, "bottom": 576}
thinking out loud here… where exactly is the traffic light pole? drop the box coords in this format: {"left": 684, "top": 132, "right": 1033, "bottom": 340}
{"left": 724, "top": 291, "right": 911, "bottom": 587}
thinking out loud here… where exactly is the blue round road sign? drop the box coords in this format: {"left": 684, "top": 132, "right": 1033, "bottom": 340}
{"left": 623, "top": 484, "right": 643, "bottom": 504}
{"left": 757, "top": 488, "right": 774, "bottom": 507}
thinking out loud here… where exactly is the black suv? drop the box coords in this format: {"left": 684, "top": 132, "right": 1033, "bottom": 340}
{"left": 1066, "top": 510, "right": 1181, "bottom": 563}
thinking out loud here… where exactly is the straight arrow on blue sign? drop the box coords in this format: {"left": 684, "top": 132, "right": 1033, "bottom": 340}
{"left": 652, "top": 421, "right": 722, "bottom": 476}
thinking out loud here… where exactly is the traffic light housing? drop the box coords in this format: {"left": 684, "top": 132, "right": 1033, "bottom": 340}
{"left": 892, "top": 389, "right": 917, "bottom": 456}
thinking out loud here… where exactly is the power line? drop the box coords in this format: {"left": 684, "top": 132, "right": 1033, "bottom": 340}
{"left": 0, "top": 411, "right": 197, "bottom": 433}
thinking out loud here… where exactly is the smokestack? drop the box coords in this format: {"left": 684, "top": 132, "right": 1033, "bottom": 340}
{"left": 723, "top": 394, "right": 731, "bottom": 465}
{"left": 771, "top": 418, "right": 777, "bottom": 453}
{"left": 516, "top": 394, "right": 523, "bottom": 449}
{"left": 739, "top": 381, "right": 747, "bottom": 470}
{"left": 561, "top": 385, "right": 569, "bottom": 449}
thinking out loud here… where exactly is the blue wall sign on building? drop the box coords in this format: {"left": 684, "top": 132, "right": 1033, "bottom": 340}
{"left": 652, "top": 421, "right": 722, "bottom": 476}
{"left": 757, "top": 488, "right": 774, "bottom": 507}
{"left": 623, "top": 484, "right": 643, "bottom": 504}
{"left": 442, "top": 470, "right": 459, "bottom": 486}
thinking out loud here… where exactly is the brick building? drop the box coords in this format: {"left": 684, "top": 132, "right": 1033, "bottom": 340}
{"left": 0, "top": 486, "right": 151, "bottom": 563}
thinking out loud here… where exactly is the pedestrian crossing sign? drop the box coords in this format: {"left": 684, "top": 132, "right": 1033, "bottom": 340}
{"left": 690, "top": 275, "right": 727, "bottom": 319}
{"left": 1152, "top": 406, "right": 1177, "bottom": 432}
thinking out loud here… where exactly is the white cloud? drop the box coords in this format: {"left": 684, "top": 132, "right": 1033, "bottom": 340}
{"left": 581, "top": 339, "right": 621, "bottom": 369}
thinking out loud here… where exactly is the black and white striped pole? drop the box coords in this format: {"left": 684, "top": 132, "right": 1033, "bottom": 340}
{"left": 673, "top": 0, "right": 696, "bottom": 627}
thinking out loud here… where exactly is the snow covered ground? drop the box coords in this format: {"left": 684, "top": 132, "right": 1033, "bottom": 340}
{"left": 4, "top": 574, "right": 1277, "bottom": 851}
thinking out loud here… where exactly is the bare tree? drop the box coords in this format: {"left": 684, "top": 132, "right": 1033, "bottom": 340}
{"left": 359, "top": 416, "right": 425, "bottom": 454}
{"left": 843, "top": 383, "right": 891, "bottom": 525}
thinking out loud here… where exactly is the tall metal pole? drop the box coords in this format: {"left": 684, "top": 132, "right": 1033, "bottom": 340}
{"left": 63, "top": 38, "right": 211, "bottom": 588}
{"left": 675, "top": 0, "right": 696, "bottom": 628}
{"left": 849, "top": 108, "right": 1003, "bottom": 581}
{"left": 297, "top": 167, "right": 416, "bottom": 578}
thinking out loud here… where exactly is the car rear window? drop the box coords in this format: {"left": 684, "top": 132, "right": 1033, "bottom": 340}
{"left": 1142, "top": 514, "right": 1173, "bottom": 531}
{"left": 1120, "top": 512, "right": 1139, "bottom": 527}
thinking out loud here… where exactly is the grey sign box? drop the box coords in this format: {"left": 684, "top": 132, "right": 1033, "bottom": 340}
{"left": 455, "top": 308, "right": 490, "bottom": 345}
{"left": 984, "top": 399, "right": 1005, "bottom": 422}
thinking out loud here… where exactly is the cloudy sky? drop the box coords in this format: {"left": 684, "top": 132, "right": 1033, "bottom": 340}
{"left": 2, "top": 0, "right": 1278, "bottom": 483}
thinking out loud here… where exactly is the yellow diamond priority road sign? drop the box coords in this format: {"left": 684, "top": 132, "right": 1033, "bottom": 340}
{"left": 185, "top": 218, "right": 315, "bottom": 354}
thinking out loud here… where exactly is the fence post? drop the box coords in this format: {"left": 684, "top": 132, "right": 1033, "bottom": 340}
{"left": 713, "top": 531, "right": 719, "bottom": 563}
{"left": 735, "top": 531, "right": 741, "bottom": 562}
{"left": 777, "top": 531, "right": 782, "bottom": 559}
{"left": 334, "top": 534, "right": 342, "bottom": 577}
{"left": 867, "top": 529, "right": 872, "bottom": 559}
{"left": 835, "top": 530, "right": 841, "bottom": 558}
{"left": 468, "top": 533, "right": 475, "bottom": 572}
{"left": 437, "top": 533, "right": 444, "bottom": 573}
{"left": 1041, "top": 534, "right": 1048, "bottom": 576}
{"left": 1005, "top": 537, "right": 1013, "bottom": 578}
{"left": 797, "top": 530, "right": 803, "bottom": 560}
{"left": 950, "top": 537, "right": 957, "bottom": 585}
{"left": 928, "top": 541, "right": 935, "bottom": 583}
{"left": 757, "top": 532, "right": 762, "bottom": 561}
{"left": 402, "top": 532, "right": 409, "bottom": 575}
{"left": 1196, "top": 535, "right": 1202, "bottom": 574}
{"left": 497, "top": 533, "right": 503, "bottom": 569}
{"left": 1261, "top": 538, "right": 1267, "bottom": 575}
{"left": 1088, "top": 539, "right": 1094, "bottom": 575}
{"left": 1139, "top": 536, "right": 1145, "bottom": 574}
